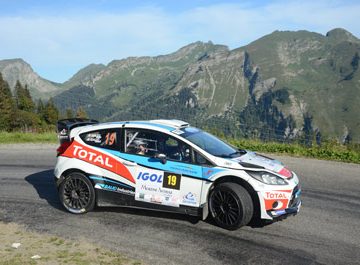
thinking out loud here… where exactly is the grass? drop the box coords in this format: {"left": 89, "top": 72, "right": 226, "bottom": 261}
{"left": 228, "top": 138, "right": 360, "bottom": 164}
{"left": 0, "top": 131, "right": 57, "bottom": 144}
{"left": 0, "top": 131, "right": 359, "bottom": 163}
{"left": 0, "top": 222, "right": 141, "bottom": 265}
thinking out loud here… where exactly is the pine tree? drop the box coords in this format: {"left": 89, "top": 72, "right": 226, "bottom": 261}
{"left": 14, "top": 81, "right": 35, "bottom": 112}
{"left": 37, "top": 99, "right": 45, "bottom": 117}
{"left": 43, "top": 98, "right": 59, "bottom": 125}
{"left": 0, "top": 73, "right": 15, "bottom": 131}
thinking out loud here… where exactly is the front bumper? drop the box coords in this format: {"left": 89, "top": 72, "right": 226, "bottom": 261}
{"left": 267, "top": 185, "right": 302, "bottom": 219}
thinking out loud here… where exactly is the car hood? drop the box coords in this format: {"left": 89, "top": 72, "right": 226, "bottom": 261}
{"left": 231, "top": 151, "right": 292, "bottom": 178}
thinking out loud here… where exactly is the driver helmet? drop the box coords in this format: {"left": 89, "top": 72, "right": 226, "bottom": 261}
{"left": 133, "top": 139, "right": 147, "bottom": 148}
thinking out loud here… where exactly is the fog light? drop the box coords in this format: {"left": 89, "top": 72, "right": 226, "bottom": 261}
{"left": 272, "top": 201, "right": 279, "bottom": 209}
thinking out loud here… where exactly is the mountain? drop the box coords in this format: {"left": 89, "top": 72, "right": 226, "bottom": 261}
{"left": 0, "top": 59, "right": 62, "bottom": 98}
{"left": 1, "top": 28, "right": 359, "bottom": 142}
{"left": 62, "top": 63, "right": 106, "bottom": 89}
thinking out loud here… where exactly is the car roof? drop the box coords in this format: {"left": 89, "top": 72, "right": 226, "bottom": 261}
{"left": 77, "top": 119, "right": 190, "bottom": 134}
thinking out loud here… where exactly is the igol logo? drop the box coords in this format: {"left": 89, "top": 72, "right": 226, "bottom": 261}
{"left": 137, "top": 172, "right": 163, "bottom": 183}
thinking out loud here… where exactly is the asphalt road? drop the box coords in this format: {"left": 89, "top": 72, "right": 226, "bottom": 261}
{"left": 0, "top": 144, "right": 359, "bottom": 265}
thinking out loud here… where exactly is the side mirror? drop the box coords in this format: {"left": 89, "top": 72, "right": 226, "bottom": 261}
{"left": 154, "top": 153, "right": 167, "bottom": 164}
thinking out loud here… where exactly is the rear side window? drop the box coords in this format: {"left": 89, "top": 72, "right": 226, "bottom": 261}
{"left": 80, "top": 129, "right": 120, "bottom": 151}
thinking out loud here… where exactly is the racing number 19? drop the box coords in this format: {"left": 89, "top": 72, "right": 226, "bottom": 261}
{"left": 163, "top": 172, "right": 181, "bottom": 190}
{"left": 167, "top": 174, "right": 177, "bottom": 186}
{"left": 105, "top": 132, "right": 116, "bottom": 146}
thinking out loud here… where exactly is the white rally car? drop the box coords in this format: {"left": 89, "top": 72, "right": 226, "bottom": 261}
{"left": 54, "top": 119, "right": 301, "bottom": 230}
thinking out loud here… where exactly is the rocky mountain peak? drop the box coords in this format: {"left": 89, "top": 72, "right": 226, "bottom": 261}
{"left": 0, "top": 58, "right": 60, "bottom": 97}
{"left": 326, "top": 28, "right": 359, "bottom": 43}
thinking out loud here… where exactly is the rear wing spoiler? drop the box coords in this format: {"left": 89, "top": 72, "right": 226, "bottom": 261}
{"left": 57, "top": 118, "right": 98, "bottom": 143}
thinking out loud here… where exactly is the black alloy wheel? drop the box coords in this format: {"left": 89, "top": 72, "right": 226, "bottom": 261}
{"left": 209, "top": 183, "right": 253, "bottom": 230}
{"left": 59, "top": 172, "right": 95, "bottom": 214}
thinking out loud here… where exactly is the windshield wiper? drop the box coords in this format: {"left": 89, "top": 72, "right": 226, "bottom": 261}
{"left": 217, "top": 150, "right": 246, "bottom": 158}
{"left": 218, "top": 154, "right": 232, "bottom": 158}
{"left": 229, "top": 149, "right": 247, "bottom": 157}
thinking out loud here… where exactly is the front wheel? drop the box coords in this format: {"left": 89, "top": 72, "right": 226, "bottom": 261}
{"left": 209, "top": 183, "right": 253, "bottom": 230}
{"left": 59, "top": 172, "right": 95, "bottom": 214}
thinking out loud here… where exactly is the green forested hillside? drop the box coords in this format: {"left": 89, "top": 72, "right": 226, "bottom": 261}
{"left": 0, "top": 73, "right": 59, "bottom": 131}
{"left": 1, "top": 28, "right": 359, "bottom": 142}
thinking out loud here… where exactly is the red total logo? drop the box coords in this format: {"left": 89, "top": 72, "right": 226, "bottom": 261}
{"left": 73, "top": 145, "right": 114, "bottom": 168}
{"left": 62, "top": 141, "right": 135, "bottom": 183}
{"left": 264, "top": 191, "right": 291, "bottom": 199}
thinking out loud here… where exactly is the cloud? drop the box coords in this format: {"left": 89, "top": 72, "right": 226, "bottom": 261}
{"left": 0, "top": 1, "right": 359, "bottom": 82}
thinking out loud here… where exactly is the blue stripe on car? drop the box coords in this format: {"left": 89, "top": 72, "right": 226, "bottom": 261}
{"left": 89, "top": 176, "right": 133, "bottom": 188}
{"left": 104, "top": 149, "right": 205, "bottom": 178}
{"left": 103, "top": 149, "right": 224, "bottom": 180}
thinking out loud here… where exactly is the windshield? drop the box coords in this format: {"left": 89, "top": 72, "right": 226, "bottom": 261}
{"left": 179, "top": 127, "right": 244, "bottom": 158}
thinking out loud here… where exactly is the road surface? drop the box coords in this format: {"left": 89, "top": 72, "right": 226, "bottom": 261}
{"left": 0, "top": 144, "right": 359, "bottom": 264}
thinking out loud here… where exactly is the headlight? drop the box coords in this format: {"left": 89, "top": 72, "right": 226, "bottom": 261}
{"left": 246, "top": 171, "right": 288, "bottom": 185}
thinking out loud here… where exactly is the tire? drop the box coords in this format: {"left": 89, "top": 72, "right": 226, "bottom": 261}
{"left": 59, "top": 172, "right": 95, "bottom": 214}
{"left": 209, "top": 182, "right": 253, "bottom": 230}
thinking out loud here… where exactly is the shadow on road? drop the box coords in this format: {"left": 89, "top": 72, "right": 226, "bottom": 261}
{"left": 24, "top": 170, "right": 200, "bottom": 225}
{"left": 23, "top": 170, "right": 273, "bottom": 228}
{"left": 25, "top": 169, "right": 64, "bottom": 211}
{"left": 97, "top": 206, "right": 201, "bottom": 225}
{"left": 23, "top": 170, "right": 278, "bottom": 229}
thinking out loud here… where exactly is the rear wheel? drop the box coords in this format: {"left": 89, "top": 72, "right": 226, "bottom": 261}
{"left": 59, "top": 172, "right": 95, "bottom": 214}
{"left": 209, "top": 182, "right": 253, "bottom": 230}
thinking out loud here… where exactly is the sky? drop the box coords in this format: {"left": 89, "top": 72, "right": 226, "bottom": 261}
{"left": 1, "top": 0, "right": 359, "bottom": 83}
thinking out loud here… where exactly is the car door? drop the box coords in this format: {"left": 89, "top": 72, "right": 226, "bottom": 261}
{"left": 118, "top": 128, "right": 205, "bottom": 208}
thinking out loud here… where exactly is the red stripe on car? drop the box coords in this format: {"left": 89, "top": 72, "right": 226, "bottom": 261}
{"left": 61, "top": 141, "right": 135, "bottom": 183}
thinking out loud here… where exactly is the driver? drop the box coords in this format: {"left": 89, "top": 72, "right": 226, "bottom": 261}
{"left": 134, "top": 139, "right": 147, "bottom": 155}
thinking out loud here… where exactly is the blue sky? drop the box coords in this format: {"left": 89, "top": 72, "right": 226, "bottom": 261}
{"left": 1, "top": 0, "right": 359, "bottom": 83}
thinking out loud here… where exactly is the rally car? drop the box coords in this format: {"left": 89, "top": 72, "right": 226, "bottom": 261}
{"left": 54, "top": 118, "right": 301, "bottom": 230}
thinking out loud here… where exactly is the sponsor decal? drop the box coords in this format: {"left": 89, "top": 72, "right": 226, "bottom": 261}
{"left": 62, "top": 141, "right": 135, "bottom": 183}
{"left": 95, "top": 183, "right": 135, "bottom": 196}
{"left": 72, "top": 145, "right": 113, "bottom": 168}
{"left": 137, "top": 171, "right": 181, "bottom": 190}
{"left": 264, "top": 192, "right": 290, "bottom": 200}
{"left": 98, "top": 183, "right": 117, "bottom": 191}
{"left": 169, "top": 165, "right": 196, "bottom": 175}
{"left": 59, "top": 129, "right": 67, "bottom": 135}
{"left": 202, "top": 167, "right": 225, "bottom": 179}
{"left": 135, "top": 169, "right": 181, "bottom": 207}
{"left": 137, "top": 172, "right": 163, "bottom": 183}
{"left": 58, "top": 129, "right": 69, "bottom": 139}
{"left": 162, "top": 172, "right": 181, "bottom": 190}
{"left": 85, "top": 133, "right": 102, "bottom": 143}
{"left": 261, "top": 190, "right": 292, "bottom": 210}
{"left": 182, "top": 192, "right": 197, "bottom": 205}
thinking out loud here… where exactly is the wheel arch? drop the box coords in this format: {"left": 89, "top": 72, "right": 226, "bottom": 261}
{"left": 209, "top": 175, "right": 261, "bottom": 223}
{"left": 56, "top": 168, "right": 92, "bottom": 188}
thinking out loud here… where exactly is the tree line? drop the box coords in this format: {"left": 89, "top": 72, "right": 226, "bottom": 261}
{"left": 0, "top": 73, "right": 87, "bottom": 132}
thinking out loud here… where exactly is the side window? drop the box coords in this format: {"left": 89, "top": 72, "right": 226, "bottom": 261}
{"left": 80, "top": 129, "right": 120, "bottom": 151}
{"left": 124, "top": 129, "right": 192, "bottom": 163}
{"left": 194, "top": 151, "right": 212, "bottom": 166}
{"left": 163, "top": 137, "right": 191, "bottom": 163}
{"left": 125, "top": 129, "right": 159, "bottom": 157}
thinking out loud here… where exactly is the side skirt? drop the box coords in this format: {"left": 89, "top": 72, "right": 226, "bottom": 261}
{"left": 95, "top": 189, "right": 202, "bottom": 217}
